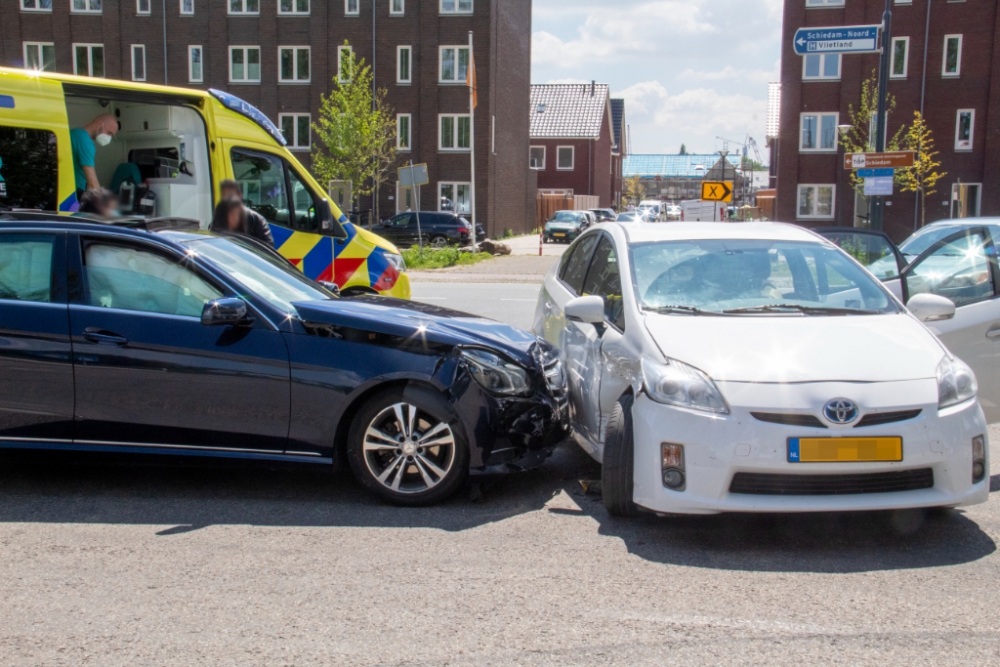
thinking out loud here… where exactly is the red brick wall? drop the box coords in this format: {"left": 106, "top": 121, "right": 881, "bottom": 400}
{"left": 530, "top": 109, "right": 615, "bottom": 207}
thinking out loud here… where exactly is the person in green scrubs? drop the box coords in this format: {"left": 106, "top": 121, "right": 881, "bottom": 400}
{"left": 71, "top": 114, "right": 118, "bottom": 196}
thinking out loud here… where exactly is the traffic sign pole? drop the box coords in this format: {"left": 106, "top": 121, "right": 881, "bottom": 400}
{"left": 870, "top": 0, "right": 892, "bottom": 231}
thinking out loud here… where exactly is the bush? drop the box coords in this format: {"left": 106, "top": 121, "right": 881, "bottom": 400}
{"left": 402, "top": 246, "right": 494, "bottom": 270}
{"left": 503, "top": 228, "right": 514, "bottom": 239}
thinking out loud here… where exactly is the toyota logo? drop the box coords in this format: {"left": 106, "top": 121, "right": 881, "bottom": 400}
{"left": 824, "top": 399, "right": 859, "bottom": 425}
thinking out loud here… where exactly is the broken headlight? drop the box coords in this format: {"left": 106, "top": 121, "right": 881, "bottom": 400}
{"left": 462, "top": 349, "right": 531, "bottom": 397}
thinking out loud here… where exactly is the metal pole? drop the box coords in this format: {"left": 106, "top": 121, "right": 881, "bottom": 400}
{"left": 468, "top": 31, "right": 477, "bottom": 230}
{"left": 161, "top": 0, "right": 168, "bottom": 83}
{"left": 915, "top": 0, "right": 932, "bottom": 231}
{"left": 870, "top": 0, "right": 893, "bottom": 231}
{"left": 410, "top": 161, "right": 422, "bottom": 250}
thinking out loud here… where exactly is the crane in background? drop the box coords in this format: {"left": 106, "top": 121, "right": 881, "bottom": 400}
{"left": 716, "top": 135, "right": 766, "bottom": 209}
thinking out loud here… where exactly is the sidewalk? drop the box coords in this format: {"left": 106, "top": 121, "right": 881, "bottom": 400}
{"left": 407, "top": 253, "right": 560, "bottom": 283}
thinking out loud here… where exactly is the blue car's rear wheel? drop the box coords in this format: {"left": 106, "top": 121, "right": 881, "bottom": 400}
{"left": 348, "top": 387, "right": 468, "bottom": 505}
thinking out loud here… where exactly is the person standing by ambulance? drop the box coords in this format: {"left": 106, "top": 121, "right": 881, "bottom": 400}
{"left": 70, "top": 114, "right": 119, "bottom": 197}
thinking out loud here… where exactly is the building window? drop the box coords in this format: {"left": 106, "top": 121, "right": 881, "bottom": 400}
{"left": 439, "top": 46, "right": 470, "bottom": 83}
{"left": 20, "top": 1, "right": 53, "bottom": 11}
{"left": 800, "top": 112, "right": 838, "bottom": 151}
{"left": 955, "top": 109, "right": 974, "bottom": 151}
{"left": 439, "top": 114, "right": 471, "bottom": 151}
{"left": 345, "top": 0, "right": 359, "bottom": 16}
{"left": 23, "top": 42, "right": 56, "bottom": 72}
{"left": 229, "top": 0, "right": 259, "bottom": 15}
{"left": 188, "top": 46, "right": 203, "bottom": 83}
{"left": 397, "top": 46, "right": 412, "bottom": 83}
{"left": 797, "top": 184, "right": 835, "bottom": 219}
{"left": 889, "top": 37, "right": 909, "bottom": 78}
{"left": 805, "top": 0, "right": 844, "bottom": 6}
{"left": 279, "top": 114, "right": 311, "bottom": 150}
{"left": 440, "top": 0, "right": 472, "bottom": 13}
{"left": 530, "top": 146, "right": 545, "bottom": 170}
{"left": 71, "top": 0, "right": 102, "bottom": 13}
{"left": 802, "top": 53, "right": 840, "bottom": 80}
{"left": 338, "top": 46, "right": 353, "bottom": 83}
{"left": 439, "top": 183, "right": 471, "bottom": 214}
{"left": 557, "top": 146, "right": 574, "bottom": 170}
{"left": 943, "top": 35, "right": 962, "bottom": 77}
{"left": 73, "top": 44, "right": 104, "bottom": 77}
{"left": 397, "top": 114, "right": 411, "bottom": 151}
{"left": 229, "top": 46, "right": 261, "bottom": 83}
{"left": 279, "top": 0, "right": 308, "bottom": 14}
{"left": 180, "top": 0, "right": 194, "bottom": 15}
{"left": 279, "top": 47, "right": 310, "bottom": 83}
{"left": 131, "top": 44, "right": 146, "bottom": 81}
{"left": 136, "top": 0, "right": 150, "bottom": 15}
{"left": 391, "top": 0, "right": 404, "bottom": 15}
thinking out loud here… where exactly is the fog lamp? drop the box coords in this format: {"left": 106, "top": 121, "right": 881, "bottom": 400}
{"left": 973, "top": 435, "right": 987, "bottom": 483}
{"left": 661, "top": 443, "right": 686, "bottom": 491}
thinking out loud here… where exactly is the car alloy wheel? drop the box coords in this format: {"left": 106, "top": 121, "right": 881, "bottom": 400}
{"left": 362, "top": 402, "right": 457, "bottom": 495}
{"left": 431, "top": 235, "right": 448, "bottom": 248}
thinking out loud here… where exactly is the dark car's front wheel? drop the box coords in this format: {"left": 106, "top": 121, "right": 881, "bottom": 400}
{"left": 430, "top": 235, "right": 449, "bottom": 248}
{"left": 347, "top": 387, "right": 469, "bottom": 506}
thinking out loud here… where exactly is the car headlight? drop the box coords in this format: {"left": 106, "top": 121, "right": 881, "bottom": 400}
{"left": 462, "top": 349, "right": 531, "bottom": 397}
{"left": 642, "top": 357, "right": 729, "bottom": 414}
{"left": 937, "top": 355, "right": 977, "bottom": 409}
{"left": 385, "top": 253, "right": 406, "bottom": 272}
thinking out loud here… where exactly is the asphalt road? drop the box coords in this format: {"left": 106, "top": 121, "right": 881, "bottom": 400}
{"left": 2, "top": 288, "right": 1000, "bottom": 666}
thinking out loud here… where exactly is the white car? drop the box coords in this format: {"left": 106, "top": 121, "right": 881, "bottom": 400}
{"left": 533, "top": 222, "right": 990, "bottom": 517}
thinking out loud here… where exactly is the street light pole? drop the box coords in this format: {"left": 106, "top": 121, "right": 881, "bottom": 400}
{"left": 837, "top": 124, "right": 853, "bottom": 226}
{"left": 869, "top": 0, "right": 893, "bottom": 231}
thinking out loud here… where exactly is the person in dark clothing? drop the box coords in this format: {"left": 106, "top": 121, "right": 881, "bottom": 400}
{"left": 219, "top": 179, "right": 275, "bottom": 248}
{"left": 77, "top": 188, "right": 118, "bottom": 217}
{"left": 210, "top": 197, "right": 253, "bottom": 241}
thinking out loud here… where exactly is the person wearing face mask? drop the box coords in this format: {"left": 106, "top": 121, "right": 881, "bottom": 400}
{"left": 70, "top": 113, "right": 119, "bottom": 197}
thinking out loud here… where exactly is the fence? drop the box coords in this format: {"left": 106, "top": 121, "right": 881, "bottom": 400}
{"left": 536, "top": 193, "right": 602, "bottom": 228}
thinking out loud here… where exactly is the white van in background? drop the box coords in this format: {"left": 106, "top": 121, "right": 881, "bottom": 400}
{"left": 637, "top": 200, "right": 664, "bottom": 221}
{"left": 680, "top": 199, "right": 728, "bottom": 222}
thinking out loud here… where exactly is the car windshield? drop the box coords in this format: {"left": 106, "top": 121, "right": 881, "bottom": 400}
{"left": 182, "top": 235, "right": 331, "bottom": 313}
{"left": 899, "top": 226, "right": 970, "bottom": 258}
{"left": 550, "top": 212, "right": 580, "bottom": 223}
{"left": 630, "top": 239, "right": 896, "bottom": 315}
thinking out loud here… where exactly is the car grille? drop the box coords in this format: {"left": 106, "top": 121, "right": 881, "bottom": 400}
{"left": 855, "top": 409, "right": 922, "bottom": 428}
{"left": 729, "top": 469, "right": 934, "bottom": 496}
{"left": 751, "top": 412, "right": 827, "bottom": 428}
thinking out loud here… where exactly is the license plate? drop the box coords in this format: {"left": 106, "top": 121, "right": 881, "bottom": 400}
{"left": 788, "top": 437, "right": 902, "bottom": 463}
{"left": 553, "top": 233, "right": 566, "bottom": 237}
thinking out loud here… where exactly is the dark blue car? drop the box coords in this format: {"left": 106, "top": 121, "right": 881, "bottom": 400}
{"left": 0, "top": 214, "right": 568, "bottom": 505}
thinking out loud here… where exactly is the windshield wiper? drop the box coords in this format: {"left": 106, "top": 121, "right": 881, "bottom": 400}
{"left": 722, "top": 304, "right": 881, "bottom": 316}
{"left": 647, "top": 305, "right": 721, "bottom": 316}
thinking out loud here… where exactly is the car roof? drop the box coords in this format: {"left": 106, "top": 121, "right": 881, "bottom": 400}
{"left": 613, "top": 221, "right": 825, "bottom": 243}
{"left": 917, "top": 218, "right": 1000, "bottom": 233}
{"left": 0, "top": 212, "right": 201, "bottom": 239}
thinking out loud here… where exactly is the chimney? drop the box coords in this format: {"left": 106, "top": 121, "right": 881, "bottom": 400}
{"left": 591, "top": 80, "right": 595, "bottom": 96}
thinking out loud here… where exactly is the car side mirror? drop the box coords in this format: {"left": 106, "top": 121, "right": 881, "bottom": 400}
{"left": 565, "top": 295, "right": 605, "bottom": 324}
{"left": 318, "top": 280, "right": 341, "bottom": 296}
{"left": 202, "top": 297, "right": 253, "bottom": 326}
{"left": 907, "top": 293, "right": 956, "bottom": 323}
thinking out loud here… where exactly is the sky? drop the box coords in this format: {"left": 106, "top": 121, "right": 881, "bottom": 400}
{"left": 531, "top": 0, "right": 783, "bottom": 157}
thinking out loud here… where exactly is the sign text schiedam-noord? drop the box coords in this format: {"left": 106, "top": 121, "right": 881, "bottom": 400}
{"left": 793, "top": 25, "right": 881, "bottom": 56}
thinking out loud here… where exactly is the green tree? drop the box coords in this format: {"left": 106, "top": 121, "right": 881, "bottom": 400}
{"left": 624, "top": 175, "right": 644, "bottom": 206}
{"left": 311, "top": 44, "right": 397, "bottom": 221}
{"left": 838, "top": 71, "right": 908, "bottom": 222}
{"left": 898, "top": 111, "right": 946, "bottom": 228}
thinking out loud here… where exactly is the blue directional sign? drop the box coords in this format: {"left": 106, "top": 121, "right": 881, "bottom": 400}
{"left": 793, "top": 25, "right": 881, "bottom": 56}
{"left": 857, "top": 168, "right": 895, "bottom": 178}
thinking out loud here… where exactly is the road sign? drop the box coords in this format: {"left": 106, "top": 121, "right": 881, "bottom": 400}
{"left": 864, "top": 176, "right": 894, "bottom": 196}
{"left": 398, "top": 163, "right": 429, "bottom": 187}
{"left": 793, "top": 25, "right": 881, "bottom": 56}
{"left": 845, "top": 151, "right": 915, "bottom": 170}
{"left": 701, "top": 181, "right": 733, "bottom": 203}
{"left": 857, "top": 167, "right": 895, "bottom": 178}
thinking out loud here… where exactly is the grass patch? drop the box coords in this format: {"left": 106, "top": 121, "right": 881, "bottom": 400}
{"left": 402, "top": 246, "right": 494, "bottom": 270}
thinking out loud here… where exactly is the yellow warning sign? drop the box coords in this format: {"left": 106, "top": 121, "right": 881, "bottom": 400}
{"left": 701, "top": 181, "right": 733, "bottom": 203}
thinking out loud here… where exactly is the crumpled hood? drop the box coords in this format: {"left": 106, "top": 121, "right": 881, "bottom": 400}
{"left": 643, "top": 313, "right": 945, "bottom": 383}
{"left": 293, "top": 296, "right": 543, "bottom": 366}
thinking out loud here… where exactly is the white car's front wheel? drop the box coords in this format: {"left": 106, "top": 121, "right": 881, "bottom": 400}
{"left": 603, "top": 394, "right": 641, "bottom": 517}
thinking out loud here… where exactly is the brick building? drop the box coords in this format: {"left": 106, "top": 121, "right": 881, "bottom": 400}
{"left": 1, "top": 0, "right": 535, "bottom": 236}
{"left": 777, "top": 0, "right": 1000, "bottom": 241}
{"left": 529, "top": 83, "right": 620, "bottom": 209}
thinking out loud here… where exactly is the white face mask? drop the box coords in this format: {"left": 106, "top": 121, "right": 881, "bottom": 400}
{"left": 95, "top": 133, "right": 113, "bottom": 147}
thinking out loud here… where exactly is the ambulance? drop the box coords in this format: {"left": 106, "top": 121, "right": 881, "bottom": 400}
{"left": 0, "top": 67, "right": 409, "bottom": 299}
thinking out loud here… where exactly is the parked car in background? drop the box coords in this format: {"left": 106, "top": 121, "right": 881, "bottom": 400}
{"left": 534, "top": 222, "right": 991, "bottom": 518}
{"left": 590, "top": 208, "right": 616, "bottom": 223}
{"left": 0, "top": 214, "right": 569, "bottom": 506}
{"left": 544, "top": 210, "right": 590, "bottom": 243}
{"left": 665, "top": 204, "right": 682, "bottom": 221}
{"left": 616, "top": 212, "right": 643, "bottom": 224}
{"left": 638, "top": 200, "right": 664, "bottom": 221}
{"left": 379, "top": 212, "right": 486, "bottom": 248}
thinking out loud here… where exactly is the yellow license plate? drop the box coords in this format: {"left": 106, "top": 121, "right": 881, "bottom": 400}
{"left": 788, "top": 437, "right": 902, "bottom": 462}
{"left": 553, "top": 233, "right": 566, "bottom": 237}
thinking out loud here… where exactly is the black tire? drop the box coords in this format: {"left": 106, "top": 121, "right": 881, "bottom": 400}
{"left": 603, "top": 393, "right": 641, "bottom": 517}
{"left": 430, "top": 235, "right": 449, "bottom": 248}
{"left": 347, "top": 386, "right": 469, "bottom": 506}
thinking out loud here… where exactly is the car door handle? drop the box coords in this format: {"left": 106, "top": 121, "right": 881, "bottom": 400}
{"left": 987, "top": 328, "right": 1000, "bottom": 340}
{"left": 82, "top": 328, "right": 129, "bottom": 346}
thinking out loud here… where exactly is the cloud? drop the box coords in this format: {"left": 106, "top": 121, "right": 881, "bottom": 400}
{"left": 678, "top": 63, "right": 779, "bottom": 84}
